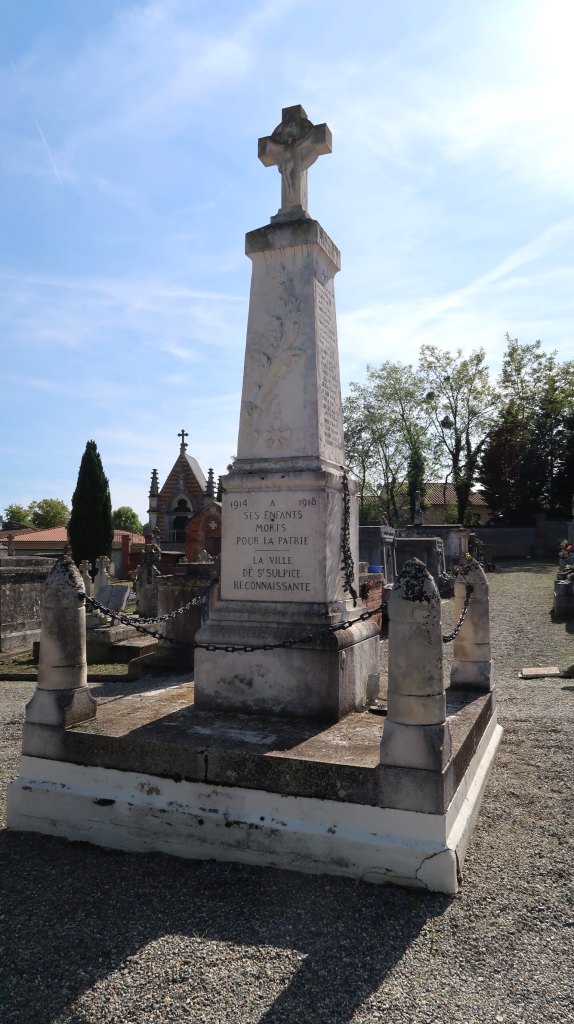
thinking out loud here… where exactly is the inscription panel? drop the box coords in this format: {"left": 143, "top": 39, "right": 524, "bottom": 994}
{"left": 315, "top": 280, "right": 344, "bottom": 458}
{"left": 222, "top": 491, "right": 322, "bottom": 602}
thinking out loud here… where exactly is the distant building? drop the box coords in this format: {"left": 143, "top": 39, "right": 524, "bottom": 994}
{"left": 0, "top": 527, "right": 145, "bottom": 575}
{"left": 147, "top": 429, "right": 222, "bottom": 560}
{"left": 424, "top": 483, "right": 491, "bottom": 525}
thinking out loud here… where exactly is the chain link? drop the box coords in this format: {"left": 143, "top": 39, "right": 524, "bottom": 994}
{"left": 442, "top": 582, "right": 473, "bottom": 643}
{"left": 81, "top": 592, "right": 383, "bottom": 650}
{"left": 81, "top": 593, "right": 210, "bottom": 645}
{"left": 81, "top": 566, "right": 474, "bottom": 651}
{"left": 341, "top": 471, "right": 358, "bottom": 607}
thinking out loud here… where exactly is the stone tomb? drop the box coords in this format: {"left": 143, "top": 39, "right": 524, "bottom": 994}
{"left": 7, "top": 108, "right": 501, "bottom": 894}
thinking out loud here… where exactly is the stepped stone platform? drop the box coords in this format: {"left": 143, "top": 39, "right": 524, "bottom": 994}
{"left": 9, "top": 681, "right": 501, "bottom": 893}
{"left": 86, "top": 623, "right": 158, "bottom": 664}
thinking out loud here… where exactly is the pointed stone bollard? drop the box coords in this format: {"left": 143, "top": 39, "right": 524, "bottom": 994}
{"left": 450, "top": 558, "right": 493, "bottom": 691}
{"left": 24, "top": 554, "right": 96, "bottom": 728}
{"left": 381, "top": 558, "right": 452, "bottom": 771}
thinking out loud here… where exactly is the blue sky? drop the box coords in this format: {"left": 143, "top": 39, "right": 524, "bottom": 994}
{"left": 1, "top": 0, "right": 573, "bottom": 522}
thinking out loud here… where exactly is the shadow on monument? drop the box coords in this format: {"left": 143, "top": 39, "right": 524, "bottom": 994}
{"left": 0, "top": 829, "right": 450, "bottom": 1023}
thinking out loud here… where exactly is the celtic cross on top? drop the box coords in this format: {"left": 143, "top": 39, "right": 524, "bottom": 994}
{"left": 258, "top": 104, "right": 332, "bottom": 222}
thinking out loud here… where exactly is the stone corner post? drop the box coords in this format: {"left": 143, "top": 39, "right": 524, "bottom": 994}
{"left": 380, "top": 557, "right": 451, "bottom": 771}
{"left": 25, "top": 554, "right": 96, "bottom": 729}
{"left": 450, "top": 558, "right": 492, "bottom": 691}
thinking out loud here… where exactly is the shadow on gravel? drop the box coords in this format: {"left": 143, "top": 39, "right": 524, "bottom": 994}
{"left": 0, "top": 830, "right": 449, "bottom": 1024}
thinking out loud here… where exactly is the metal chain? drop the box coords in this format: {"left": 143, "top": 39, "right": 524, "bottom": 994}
{"left": 81, "top": 592, "right": 384, "bottom": 650}
{"left": 81, "top": 585, "right": 470, "bottom": 647}
{"left": 81, "top": 593, "right": 209, "bottom": 645}
{"left": 442, "top": 583, "right": 473, "bottom": 643}
{"left": 82, "top": 583, "right": 473, "bottom": 651}
{"left": 126, "top": 592, "right": 210, "bottom": 625}
{"left": 341, "top": 471, "right": 358, "bottom": 607}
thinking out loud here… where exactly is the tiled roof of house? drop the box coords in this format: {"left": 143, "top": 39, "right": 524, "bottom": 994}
{"left": 7, "top": 527, "right": 146, "bottom": 545}
{"left": 0, "top": 527, "right": 39, "bottom": 537}
{"left": 425, "top": 483, "right": 489, "bottom": 507}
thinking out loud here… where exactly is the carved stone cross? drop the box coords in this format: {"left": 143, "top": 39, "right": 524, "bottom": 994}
{"left": 258, "top": 104, "right": 332, "bottom": 222}
{"left": 178, "top": 428, "right": 188, "bottom": 452}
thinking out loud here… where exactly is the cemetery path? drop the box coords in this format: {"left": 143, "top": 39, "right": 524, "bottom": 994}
{"left": 0, "top": 560, "right": 573, "bottom": 1024}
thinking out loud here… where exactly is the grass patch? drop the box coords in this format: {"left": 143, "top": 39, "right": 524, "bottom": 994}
{"left": 0, "top": 650, "right": 129, "bottom": 683}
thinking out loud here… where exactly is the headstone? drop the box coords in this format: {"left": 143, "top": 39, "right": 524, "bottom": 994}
{"left": 94, "top": 555, "right": 111, "bottom": 593}
{"left": 102, "top": 584, "right": 130, "bottom": 612}
{"left": 135, "top": 543, "right": 161, "bottom": 619}
{"left": 194, "top": 105, "right": 380, "bottom": 721}
{"left": 79, "top": 560, "right": 92, "bottom": 597}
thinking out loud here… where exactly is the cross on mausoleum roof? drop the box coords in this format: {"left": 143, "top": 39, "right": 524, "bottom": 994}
{"left": 258, "top": 104, "right": 332, "bottom": 223}
{"left": 178, "top": 428, "right": 188, "bottom": 452}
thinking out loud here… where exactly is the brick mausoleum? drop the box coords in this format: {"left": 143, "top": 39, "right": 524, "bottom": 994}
{"left": 147, "top": 429, "right": 221, "bottom": 562}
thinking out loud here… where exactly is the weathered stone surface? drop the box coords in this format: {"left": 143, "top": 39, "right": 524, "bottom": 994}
{"left": 451, "top": 559, "right": 493, "bottom": 691}
{"left": 25, "top": 554, "right": 96, "bottom": 726}
{"left": 257, "top": 104, "right": 332, "bottom": 223}
{"left": 386, "top": 691, "right": 446, "bottom": 726}
{"left": 195, "top": 112, "right": 378, "bottom": 720}
{"left": 0, "top": 557, "right": 54, "bottom": 652}
{"left": 395, "top": 536, "right": 446, "bottom": 581}
{"left": 451, "top": 660, "right": 492, "bottom": 688}
{"left": 387, "top": 559, "right": 444, "bottom": 702}
{"left": 380, "top": 719, "right": 453, "bottom": 772}
{"left": 19, "top": 682, "right": 494, "bottom": 813}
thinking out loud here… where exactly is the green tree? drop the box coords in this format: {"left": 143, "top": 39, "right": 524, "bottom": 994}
{"left": 29, "top": 498, "right": 70, "bottom": 528}
{"left": 406, "top": 436, "right": 426, "bottom": 522}
{"left": 3, "top": 504, "right": 32, "bottom": 527}
{"left": 68, "top": 440, "right": 114, "bottom": 566}
{"left": 480, "top": 337, "right": 574, "bottom": 520}
{"left": 420, "top": 345, "right": 497, "bottom": 523}
{"left": 112, "top": 506, "right": 143, "bottom": 533}
{"left": 343, "top": 362, "right": 436, "bottom": 525}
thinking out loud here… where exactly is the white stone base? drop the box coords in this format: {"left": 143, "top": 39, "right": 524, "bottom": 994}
{"left": 7, "top": 720, "right": 502, "bottom": 895}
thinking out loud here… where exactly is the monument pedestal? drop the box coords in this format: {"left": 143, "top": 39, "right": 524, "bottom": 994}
{"left": 195, "top": 463, "right": 380, "bottom": 720}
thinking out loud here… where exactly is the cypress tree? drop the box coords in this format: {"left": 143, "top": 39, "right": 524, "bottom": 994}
{"left": 69, "top": 440, "right": 114, "bottom": 568}
{"left": 407, "top": 436, "right": 426, "bottom": 522}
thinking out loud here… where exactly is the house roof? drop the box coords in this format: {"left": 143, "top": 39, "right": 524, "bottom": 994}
{"left": 4, "top": 527, "right": 146, "bottom": 546}
{"left": 425, "top": 483, "right": 489, "bottom": 507}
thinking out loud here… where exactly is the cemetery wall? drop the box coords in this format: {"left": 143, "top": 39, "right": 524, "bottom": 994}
{"left": 0, "top": 556, "right": 55, "bottom": 652}
{"left": 476, "top": 521, "right": 569, "bottom": 559}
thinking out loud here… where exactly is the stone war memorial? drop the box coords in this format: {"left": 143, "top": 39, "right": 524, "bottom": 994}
{"left": 7, "top": 106, "right": 502, "bottom": 893}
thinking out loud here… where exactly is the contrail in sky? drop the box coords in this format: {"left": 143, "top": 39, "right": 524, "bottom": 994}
{"left": 25, "top": 98, "right": 64, "bottom": 185}
{"left": 0, "top": 40, "right": 64, "bottom": 186}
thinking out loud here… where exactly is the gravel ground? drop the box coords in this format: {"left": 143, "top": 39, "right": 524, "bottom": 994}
{"left": 0, "top": 560, "right": 573, "bottom": 1024}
